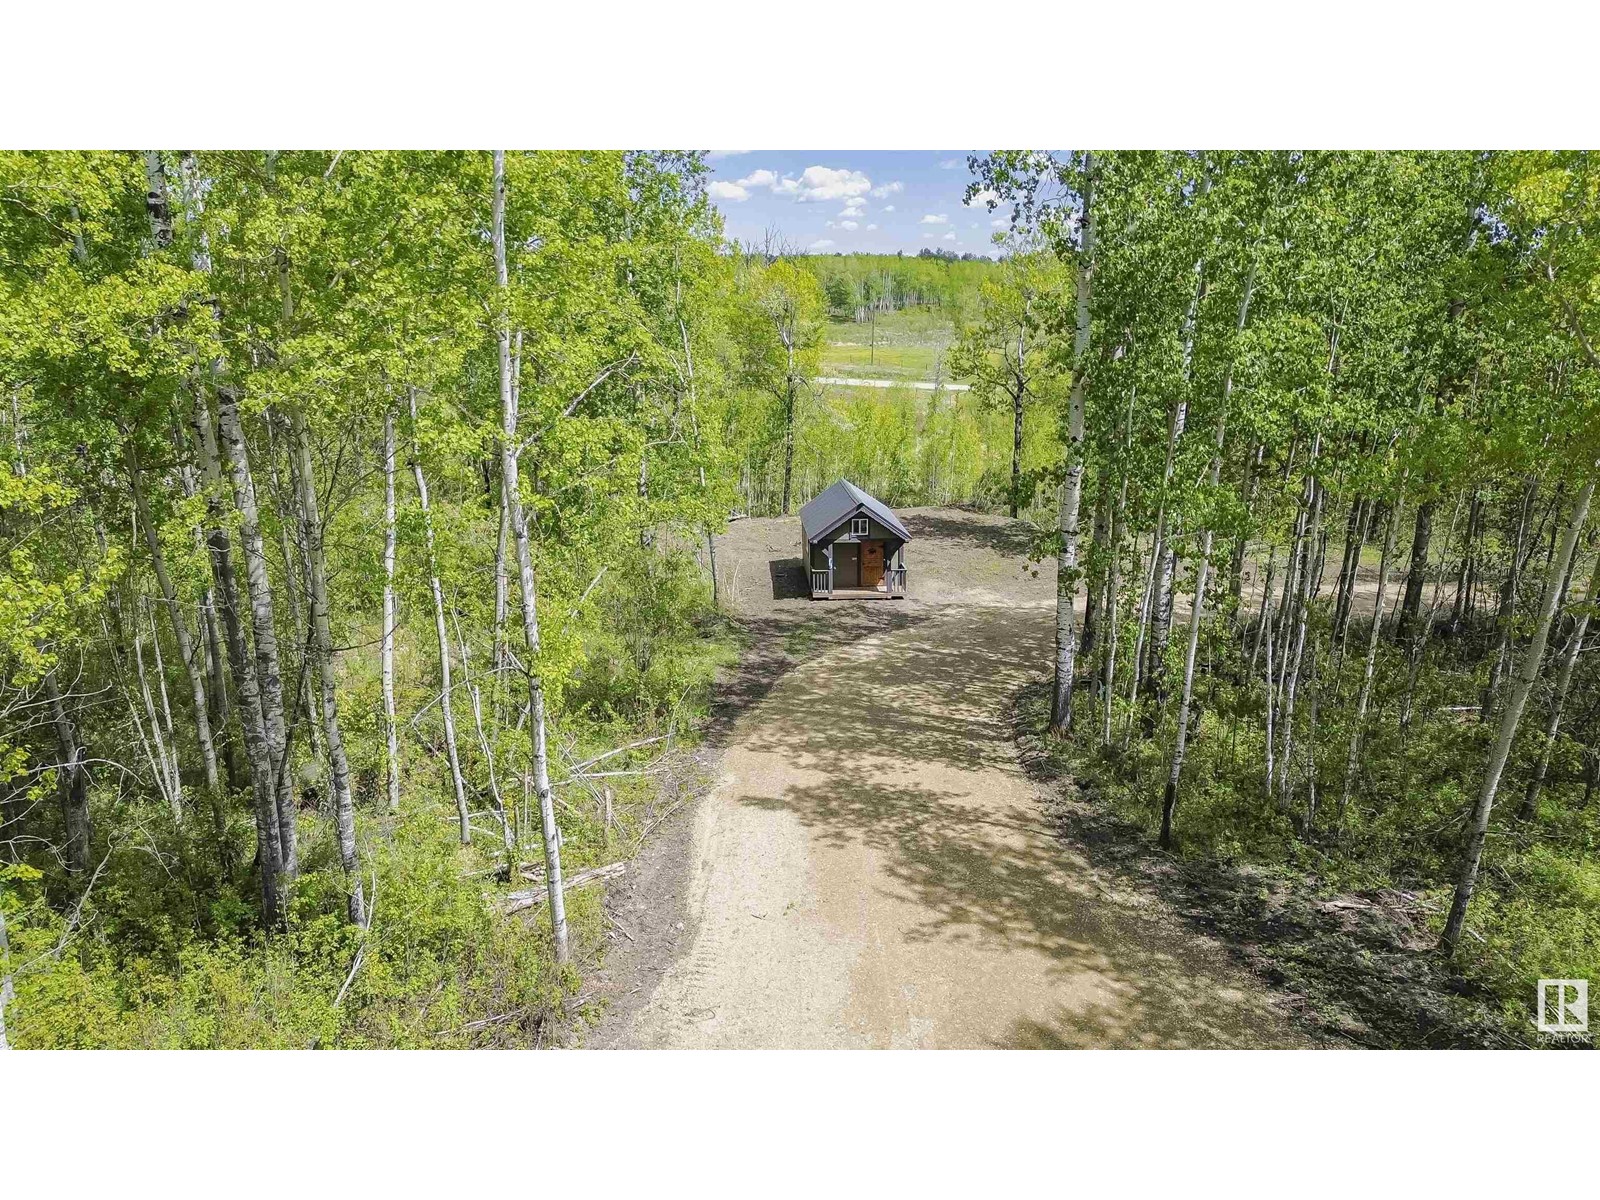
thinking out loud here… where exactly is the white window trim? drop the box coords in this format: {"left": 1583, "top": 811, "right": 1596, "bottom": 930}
{"left": 851, "top": 516, "right": 870, "bottom": 536}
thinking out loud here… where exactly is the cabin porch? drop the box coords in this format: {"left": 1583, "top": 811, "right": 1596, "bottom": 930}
{"left": 808, "top": 566, "right": 908, "bottom": 599}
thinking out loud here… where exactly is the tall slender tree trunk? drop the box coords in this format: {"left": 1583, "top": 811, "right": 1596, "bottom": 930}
{"left": 128, "top": 602, "right": 179, "bottom": 819}
{"left": 1124, "top": 533, "right": 1159, "bottom": 748}
{"left": 142, "top": 600, "right": 183, "bottom": 816}
{"left": 495, "top": 150, "right": 569, "bottom": 962}
{"left": 1228, "top": 444, "right": 1264, "bottom": 609}
{"left": 1518, "top": 552, "right": 1598, "bottom": 821}
{"left": 780, "top": 334, "right": 798, "bottom": 517}
{"left": 216, "top": 387, "right": 297, "bottom": 881}
{"left": 128, "top": 447, "right": 218, "bottom": 793}
{"left": 1444, "top": 478, "right": 1595, "bottom": 955}
{"left": 1340, "top": 497, "right": 1402, "bottom": 821}
{"left": 1278, "top": 473, "right": 1323, "bottom": 806}
{"left": 407, "top": 388, "right": 471, "bottom": 842}
{"left": 264, "top": 416, "right": 323, "bottom": 765}
{"left": 1450, "top": 491, "right": 1483, "bottom": 635}
{"left": 1332, "top": 496, "right": 1362, "bottom": 637}
{"left": 177, "top": 419, "right": 237, "bottom": 789}
{"left": 1162, "top": 246, "right": 1255, "bottom": 844}
{"left": 1143, "top": 216, "right": 1209, "bottom": 709}
{"left": 1263, "top": 559, "right": 1276, "bottom": 803}
{"left": 1483, "top": 477, "right": 1539, "bottom": 721}
{"left": 1101, "top": 470, "right": 1128, "bottom": 747}
{"left": 191, "top": 387, "right": 279, "bottom": 921}
{"left": 382, "top": 410, "right": 401, "bottom": 814}
{"left": 0, "top": 902, "right": 14, "bottom": 1049}
{"left": 42, "top": 669, "right": 89, "bottom": 874}
{"left": 1049, "top": 153, "right": 1095, "bottom": 736}
{"left": 1400, "top": 493, "right": 1465, "bottom": 730}
{"left": 1082, "top": 474, "right": 1109, "bottom": 658}
{"left": 1010, "top": 357, "right": 1025, "bottom": 520}
{"left": 287, "top": 405, "right": 365, "bottom": 926}
{"left": 1398, "top": 499, "right": 1436, "bottom": 638}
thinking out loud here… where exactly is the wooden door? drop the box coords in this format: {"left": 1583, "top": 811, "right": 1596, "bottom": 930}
{"left": 861, "top": 540, "right": 884, "bottom": 588}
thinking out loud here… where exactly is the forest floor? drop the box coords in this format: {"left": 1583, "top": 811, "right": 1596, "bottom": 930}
{"left": 583, "top": 507, "right": 1324, "bottom": 1047}
{"left": 1010, "top": 692, "right": 1528, "bottom": 1048}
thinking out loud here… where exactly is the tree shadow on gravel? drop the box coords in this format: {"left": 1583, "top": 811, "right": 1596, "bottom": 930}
{"left": 703, "top": 603, "right": 933, "bottom": 747}
{"left": 733, "top": 606, "right": 1306, "bottom": 1048}
{"left": 1009, "top": 678, "right": 1527, "bottom": 1049}
{"left": 740, "top": 775, "right": 1303, "bottom": 1049}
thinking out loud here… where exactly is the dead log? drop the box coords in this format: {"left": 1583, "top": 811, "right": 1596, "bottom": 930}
{"left": 497, "top": 860, "right": 626, "bottom": 914}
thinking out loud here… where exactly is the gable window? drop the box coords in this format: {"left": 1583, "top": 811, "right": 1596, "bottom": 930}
{"left": 851, "top": 517, "right": 870, "bottom": 536}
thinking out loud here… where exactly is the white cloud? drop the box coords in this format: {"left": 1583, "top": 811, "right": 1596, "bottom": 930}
{"left": 736, "top": 168, "right": 778, "bottom": 189}
{"left": 707, "top": 180, "right": 749, "bottom": 202}
{"left": 921, "top": 213, "right": 949, "bottom": 225}
{"left": 809, "top": 238, "right": 835, "bottom": 250}
{"left": 706, "top": 150, "right": 750, "bottom": 162}
{"left": 884, "top": 204, "right": 895, "bottom": 212}
{"left": 965, "top": 187, "right": 1001, "bottom": 208}
{"left": 869, "top": 181, "right": 903, "bottom": 198}
{"left": 942, "top": 232, "right": 957, "bottom": 241}
{"left": 761, "top": 165, "right": 874, "bottom": 203}
{"left": 840, "top": 197, "right": 866, "bottom": 218}
{"left": 838, "top": 220, "right": 858, "bottom": 231}
{"left": 939, "top": 157, "right": 963, "bottom": 170}
{"left": 991, "top": 218, "right": 1008, "bottom": 228}
{"left": 866, "top": 223, "right": 878, "bottom": 231}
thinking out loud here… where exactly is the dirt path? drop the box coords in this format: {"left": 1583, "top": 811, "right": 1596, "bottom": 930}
{"left": 595, "top": 522, "right": 1318, "bottom": 1045}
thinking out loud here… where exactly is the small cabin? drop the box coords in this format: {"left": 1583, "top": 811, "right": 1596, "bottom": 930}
{"left": 800, "top": 480, "right": 910, "bottom": 600}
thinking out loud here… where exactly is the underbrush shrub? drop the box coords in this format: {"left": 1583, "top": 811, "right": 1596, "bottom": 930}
{"left": 5, "top": 810, "right": 561, "bottom": 1048}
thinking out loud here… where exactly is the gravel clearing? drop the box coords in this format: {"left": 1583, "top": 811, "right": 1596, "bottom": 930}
{"left": 585, "top": 507, "right": 1319, "bottom": 1048}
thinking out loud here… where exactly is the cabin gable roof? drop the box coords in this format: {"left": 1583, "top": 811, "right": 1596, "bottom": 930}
{"left": 799, "top": 479, "right": 911, "bottom": 544}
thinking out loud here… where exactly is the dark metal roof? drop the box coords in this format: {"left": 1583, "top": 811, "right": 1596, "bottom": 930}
{"left": 799, "top": 479, "right": 912, "bottom": 544}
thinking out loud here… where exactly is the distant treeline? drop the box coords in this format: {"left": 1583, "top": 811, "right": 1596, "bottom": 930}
{"left": 795, "top": 253, "right": 1001, "bottom": 320}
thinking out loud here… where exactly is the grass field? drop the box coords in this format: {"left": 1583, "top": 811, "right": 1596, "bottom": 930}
{"left": 821, "top": 308, "right": 955, "bottom": 382}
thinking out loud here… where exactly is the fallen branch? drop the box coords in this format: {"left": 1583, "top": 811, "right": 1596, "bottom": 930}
{"left": 497, "top": 861, "right": 626, "bottom": 914}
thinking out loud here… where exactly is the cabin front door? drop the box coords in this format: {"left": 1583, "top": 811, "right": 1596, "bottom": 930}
{"left": 861, "top": 540, "right": 884, "bottom": 589}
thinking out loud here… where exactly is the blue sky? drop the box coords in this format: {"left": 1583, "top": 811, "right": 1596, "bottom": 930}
{"left": 704, "top": 151, "right": 1005, "bottom": 256}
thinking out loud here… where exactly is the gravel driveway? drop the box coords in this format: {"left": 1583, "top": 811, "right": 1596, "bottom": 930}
{"left": 592, "top": 508, "right": 1316, "bottom": 1048}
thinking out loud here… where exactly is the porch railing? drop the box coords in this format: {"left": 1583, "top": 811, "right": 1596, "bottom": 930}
{"left": 810, "top": 567, "right": 906, "bottom": 596}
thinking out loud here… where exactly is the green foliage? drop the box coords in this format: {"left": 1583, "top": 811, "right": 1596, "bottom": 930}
{"left": 5, "top": 813, "right": 562, "bottom": 1048}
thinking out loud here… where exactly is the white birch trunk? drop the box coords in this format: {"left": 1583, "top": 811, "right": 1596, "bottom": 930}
{"left": 383, "top": 409, "right": 401, "bottom": 814}
{"left": 288, "top": 405, "right": 366, "bottom": 926}
{"left": 190, "top": 386, "right": 279, "bottom": 920}
{"left": 128, "top": 449, "right": 218, "bottom": 792}
{"left": 1160, "top": 247, "right": 1254, "bottom": 846}
{"left": 216, "top": 388, "right": 297, "bottom": 880}
{"left": 132, "top": 614, "right": 181, "bottom": 820}
{"left": 1443, "top": 477, "right": 1594, "bottom": 953}
{"left": 1143, "top": 201, "right": 1210, "bottom": 701}
{"left": 1049, "top": 152, "right": 1095, "bottom": 735}
{"left": 145, "top": 599, "right": 182, "bottom": 808}
{"left": 1520, "top": 553, "right": 1597, "bottom": 820}
{"left": 1339, "top": 496, "right": 1402, "bottom": 820}
{"left": 0, "top": 904, "right": 13, "bottom": 1050}
{"left": 407, "top": 388, "right": 471, "bottom": 842}
{"left": 495, "top": 150, "right": 569, "bottom": 962}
